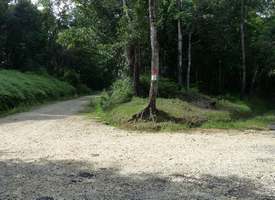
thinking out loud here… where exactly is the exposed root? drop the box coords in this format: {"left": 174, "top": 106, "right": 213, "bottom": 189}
{"left": 129, "top": 106, "right": 159, "bottom": 123}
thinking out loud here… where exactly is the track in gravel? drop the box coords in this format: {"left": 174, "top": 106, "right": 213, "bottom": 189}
{"left": 0, "top": 96, "right": 274, "bottom": 200}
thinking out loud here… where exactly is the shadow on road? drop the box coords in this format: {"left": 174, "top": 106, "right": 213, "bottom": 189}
{"left": 0, "top": 158, "right": 274, "bottom": 200}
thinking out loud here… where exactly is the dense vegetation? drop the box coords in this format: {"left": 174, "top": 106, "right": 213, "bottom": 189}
{"left": 1, "top": 0, "right": 275, "bottom": 130}
{"left": 1, "top": 0, "right": 275, "bottom": 95}
{"left": 0, "top": 70, "right": 76, "bottom": 114}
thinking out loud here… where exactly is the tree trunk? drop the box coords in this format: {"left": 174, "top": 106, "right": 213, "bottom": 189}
{"left": 187, "top": 31, "right": 192, "bottom": 91}
{"left": 218, "top": 59, "right": 223, "bottom": 93}
{"left": 177, "top": 0, "right": 183, "bottom": 86}
{"left": 240, "top": 0, "right": 246, "bottom": 97}
{"left": 127, "top": 44, "right": 135, "bottom": 78}
{"left": 147, "top": 0, "right": 159, "bottom": 113}
{"left": 250, "top": 65, "right": 259, "bottom": 96}
{"left": 122, "top": 0, "right": 130, "bottom": 20}
{"left": 133, "top": 45, "right": 140, "bottom": 96}
{"left": 122, "top": 0, "right": 140, "bottom": 95}
{"left": 122, "top": 0, "right": 134, "bottom": 77}
{"left": 129, "top": 0, "right": 159, "bottom": 121}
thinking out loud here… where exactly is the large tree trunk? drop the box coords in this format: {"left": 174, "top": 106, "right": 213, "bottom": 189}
{"left": 177, "top": 0, "right": 183, "bottom": 86}
{"left": 130, "top": 0, "right": 159, "bottom": 121}
{"left": 187, "top": 31, "right": 192, "bottom": 91}
{"left": 147, "top": 0, "right": 159, "bottom": 113}
{"left": 240, "top": 0, "right": 246, "bottom": 97}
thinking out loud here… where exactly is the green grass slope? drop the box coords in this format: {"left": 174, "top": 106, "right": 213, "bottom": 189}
{"left": 0, "top": 70, "right": 76, "bottom": 114}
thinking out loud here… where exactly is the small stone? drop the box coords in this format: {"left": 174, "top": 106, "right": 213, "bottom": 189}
{"left": 78, "top": 172, "right": 96, "bottom": 179}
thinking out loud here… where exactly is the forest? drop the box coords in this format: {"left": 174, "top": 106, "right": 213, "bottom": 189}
{"left": 1, "top": 0, "right": 275, "bottom": 130}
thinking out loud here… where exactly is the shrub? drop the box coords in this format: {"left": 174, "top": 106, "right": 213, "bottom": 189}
{"left": 76, "top": 84, "right": 92, "bottom": 95}
{"left": 180, "top": 87, "right": 217, "bottom": 109}
{"left": 217, "top": 99, "right": 252, "bottom": 116}
{"left": 63, "top": 69, "right": 80, "bottom": 87}
{"left": 140, "top": 75, "right": 180, "bottom": 98}
{"left": 100, "top": 78, "right": 133, "bottom": 110}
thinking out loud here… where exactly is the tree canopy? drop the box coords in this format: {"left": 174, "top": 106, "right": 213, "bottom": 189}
{"left": 0, "top": 0, "right": 275, "bottom": 97}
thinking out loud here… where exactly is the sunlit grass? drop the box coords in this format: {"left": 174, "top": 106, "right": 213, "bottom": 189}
{"left": 87, "top": 94, "right": 275, "bottom": 132}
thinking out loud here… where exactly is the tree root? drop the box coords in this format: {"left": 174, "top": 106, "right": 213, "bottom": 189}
{"left": 128, "top": 106, "right": 159, "bottom": 123}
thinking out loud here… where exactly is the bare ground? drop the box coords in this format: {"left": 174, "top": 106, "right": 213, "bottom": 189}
{"left": 0, "top": 96, "right": 274, "bottom": 200}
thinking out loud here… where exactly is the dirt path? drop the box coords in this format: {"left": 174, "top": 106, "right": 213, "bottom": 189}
{"left": 0, "top": 96, "right": 274, "bottom": 200}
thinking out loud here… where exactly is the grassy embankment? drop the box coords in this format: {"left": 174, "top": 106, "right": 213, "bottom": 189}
{"left": 87, "top": 79, "right": 275, "bottom": 131}
{"left": 0, "top": 70, "right": 76, "bottom": 116}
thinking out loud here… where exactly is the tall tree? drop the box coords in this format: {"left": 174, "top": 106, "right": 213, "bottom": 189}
{"left": 131, "top": 0, "right": 159, "bottom": 121}
{"left": 0, "top": 0, "right": 9, "bottom": 68}
{"left": 186, "top": 0, "right": 194, "bottom": 91}
{"left": 187, "top": 30, "right": 192, "bottom": 90}
{"left": 121, "top": 0, "right": 140, "bottom": 96}
{"left": 6, "top": 0, "right": 46, "bottom": 70}
{"left": 177, "top": 0, "right": 183, "bottom": 86}
{"left": 146, "top": 0, "right": 159, "bottom": 116}
{"left": 240, "top": 0, "right": 247, "bottom": 97}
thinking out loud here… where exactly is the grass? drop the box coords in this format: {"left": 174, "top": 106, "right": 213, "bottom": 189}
{"left": 87, "top": 94, "right": 275, "bottom": 132}
{"left": 0, "top": 70, "right": 76, "bottom": 115}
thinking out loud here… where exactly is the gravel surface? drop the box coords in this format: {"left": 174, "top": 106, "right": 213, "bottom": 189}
{"left": 0, "top": 96, "right": 274, "bottom": 200}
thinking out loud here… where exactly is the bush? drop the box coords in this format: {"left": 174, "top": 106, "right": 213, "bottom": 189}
{"left": 217, "top": 99, "right": 252, "bottom": 116}
{"left": 140, "top": 75, "right": 180, "bottom": 98}
{"left": 100, "top": 78, "right": 133, "bottom": 110}
{"left": 76, "top": 84, "right": 92, "bottom": 95}
{"left": 0, "top": 70, "right": 76, "bottom": 113}
{"left": 180, "top": 87, "right": 217, "bottom": 109}
{"left": 63, "top": 69, "right": 80, "bottom": 87}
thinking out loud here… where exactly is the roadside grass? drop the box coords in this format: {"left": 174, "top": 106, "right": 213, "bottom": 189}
{"left": 87, "top": 95, "right": 275, "bottom": 132}
{"left": 0, "top": 70, "right": 76, "bottom": 116}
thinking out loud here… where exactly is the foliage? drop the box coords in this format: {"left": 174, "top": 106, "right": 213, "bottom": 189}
{"left": 63, "top": 69, "right": 81, "bottom": 86}
{"left": 4, "top": 0, "right": 46, "bottom": 70}
{"left": 140, "top": 75, "right": 180, "bottom": 98}
{"left": 0, "top": 70, "right": 76, "bottom": 113}
{"left": 99, "top": 78, "right": 133, "bottom": 110}
{"left": 1, "top": 0, "right": 275, "bottom": 95}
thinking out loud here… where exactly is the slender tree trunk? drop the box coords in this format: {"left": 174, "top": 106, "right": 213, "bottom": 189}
{"left": 218, "top": 59, "right": 223, "bottom": 93}
{"left": 133, "top": 45, "right": 140, "bottom": 96}
{"left": 122, "top": 0, "right": 130, "bottom": 20}
{"left": 127, "top": 44, "right": 135, "bottom": 78}
{"left": 177, "top": 0, "right": 183, "bottom": 86}
{"left": 240, "top": 0, "right": 246, "bottom": 97}
{"left": 250, "top": 65, "right": 259, "bottom": 95}
{"left": 187, "top": 31, "right": 192, "bottom": 91}
{"left": 122, "top": 0, "right": 133, "bottom": 76}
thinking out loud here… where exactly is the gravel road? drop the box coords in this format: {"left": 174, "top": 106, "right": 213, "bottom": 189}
{"left": 0, "top": 96, "right": 274, "bottom": 200}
